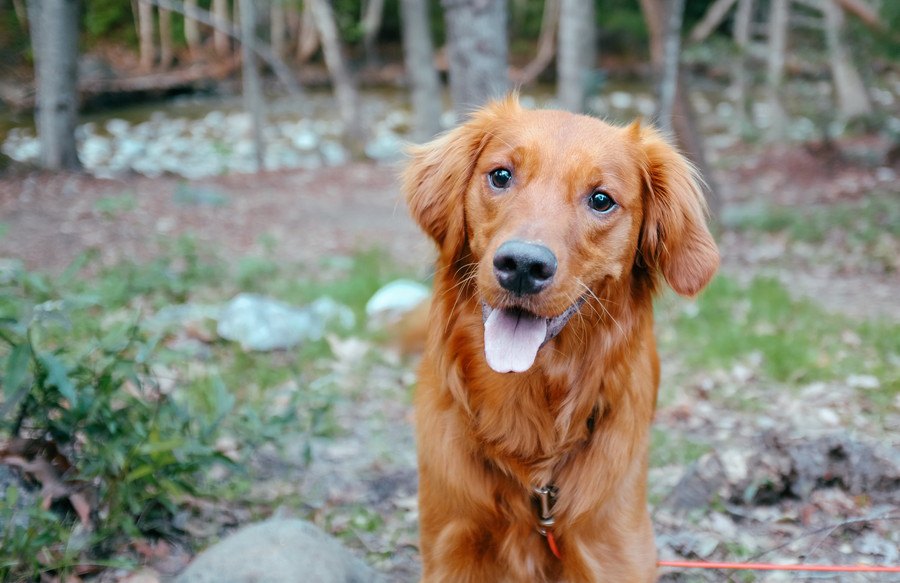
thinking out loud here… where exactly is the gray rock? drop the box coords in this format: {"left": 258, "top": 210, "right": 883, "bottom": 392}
{"left": 365, "top": 280, "right": 430, "bottom": 327}
{"left": 217, "top": 293, "right": 314, "bottom": 351}
{"left": 175, "top": 519, "right": 381, "bottom": 583}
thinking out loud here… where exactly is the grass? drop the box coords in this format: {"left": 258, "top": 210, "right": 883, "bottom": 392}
{"left": 723, "top": 191, "right": 900, "bottom": 245}
{"left": 657, "top": 274, "right": 900, "bottom": 408}
{"left": 0, "top": 240, "right": 417, "bottom": 580}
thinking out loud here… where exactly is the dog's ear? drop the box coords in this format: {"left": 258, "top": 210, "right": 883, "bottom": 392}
{"left": 634, "top": 124, "right": 719, "bottom": 297}
{"left": 402, "top": 99, "right": 514, "bottom": 260}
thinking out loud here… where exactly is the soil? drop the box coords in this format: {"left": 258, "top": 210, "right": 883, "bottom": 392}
{"left": 1, "top": 136, "right": 898, "bottom": 582}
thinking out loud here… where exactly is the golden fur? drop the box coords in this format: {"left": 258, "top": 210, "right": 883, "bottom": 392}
{"left": 402, "top": 97, "right": 719, "bottom": 582}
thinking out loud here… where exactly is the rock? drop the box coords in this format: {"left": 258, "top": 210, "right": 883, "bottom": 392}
{"left": 365, "top": 280, "right": 430, "bottom": 326}
{"left": 217, "top": 294, "right": 354, "bottom": 351}
{"left": 175, "top": 519, "right": 381, "bottom": 583}
{"left": 308, "top": 297, "right": 356, "bottom": 332}
{"left": 666, "top": 432, "right": 900, "bottom": 513}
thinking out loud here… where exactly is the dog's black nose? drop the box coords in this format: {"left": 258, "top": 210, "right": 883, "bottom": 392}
{"left": 493, "top": 240, "right": 558, "bottom": 296}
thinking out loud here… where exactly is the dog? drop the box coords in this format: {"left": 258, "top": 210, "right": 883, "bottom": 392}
{"left": 402, "top": 96, "right": 718, "bottom": 582}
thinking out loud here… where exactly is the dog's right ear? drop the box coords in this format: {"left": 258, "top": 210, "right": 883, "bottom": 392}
{"left": 401, "top": 113, "right": 495, "bottom": 261}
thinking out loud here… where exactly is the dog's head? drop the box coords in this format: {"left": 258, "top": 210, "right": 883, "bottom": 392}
{"left": 403, "top": 97, "right": 718, "bottom": 373}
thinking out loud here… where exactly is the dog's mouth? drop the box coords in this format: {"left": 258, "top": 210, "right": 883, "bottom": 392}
{"left": 481, "top": 298, "right": 585, "bottom": 374}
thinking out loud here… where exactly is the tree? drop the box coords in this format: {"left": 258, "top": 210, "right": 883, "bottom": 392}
{"left": 27, "top": 0, "right": 81, "bottom": 170}
{"left": 309, "top": 0, "right": 362, "bottom": 141}
{"left": 822, "top": 0, "right": 873, "bottom": 119}
{"left": 441, "top": 0, "right": 509, "bottom": 118}
{"left": 557, "top": 0, "right": 595, "bottom": 112}
{"left": 159, "top": 6, "right": 175, "bottom": 69}
{"left": 212, "top": 0, "right": 230, "bottom": 56}
{"left": 765, "top": 0, "right": 789, "bottom": 138}
{"left": 400, "top": 0, "right": 442, "bottom": 141}
{"left": 138, "top": 0, "right": 156, "bottom": 70}
{"left": 361, "top": 0, "right": 386, "bottom": 66}
{"left": 239, "top": 0, "right": 265, "bottom": 171}
{"left": 184, "top": 0, "right": 201, "bottom": 55}
{"left": 639, "top": 0, "right": 721, "bottom": 222}
{"left": 518, "top": 0, "right": 560, "bottom": 86}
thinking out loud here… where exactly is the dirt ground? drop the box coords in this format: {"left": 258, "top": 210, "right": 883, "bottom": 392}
{"left": 1, "top": 141, "right": 898, "bottom": 321}
{"left": 1, "top": 139, "right": 899, "bottom": 582}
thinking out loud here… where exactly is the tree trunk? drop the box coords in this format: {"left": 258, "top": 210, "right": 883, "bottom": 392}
{"left": 138, "top": 0, "right": 156, "bottom": 70}
{"left": 639, "top": 0, "right": 721, "bottom": 224}
{"left": 147, "top": 0, "right": 302, "bottom": 95}
{"left": 309, "top": 0, "right": 362, "bottom": 141}
{"left": 732, "top": 0, "right": 753, "bottom": 132}
{"left": 184, "top": 0, "right": 201, "bottom": 55}
{"left": 239, "top": 0, "right": 265, "bottom": 171}
{"left": 656, "top": 0, "right": 684, "bottom": 134}
{"left": 823, "top": 0, "right": 872, "bottom": 118}
{"left": 518, "top": 0, "right": 559, "bottom": 86}
{"left": 765, "top": 0, "right": 789, "bottom": 138}
{"left": 557, "top": 0, "right": 596, "bottom": 113}
{"left": 361, "top": 0, "right": 386, "bottom": 66}
{"left": 400, "top": 0, "right": 442, "bottom": 141}
{"left": 27, "top": 0, "right": 81, "bottom": 170}
{"left": 212, "top": 0, "right": 230, "bottom": 56}
{"left": 158, "top": 6, "right": 174, "bottom": 69}
{"left": 689, "top": 0, "right": 738, "bottom": 43}
{"left": 441, "top": 0, "right": 509, "bottom": 118}
{"left": 271, "top": 0, "right": 287, "bottom": 58}
{"left": 296, "top": 0, "right": 320, "bottom": 63}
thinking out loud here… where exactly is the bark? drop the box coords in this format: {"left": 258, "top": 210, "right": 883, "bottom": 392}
{"left": 212, "top": 0, "right": 230, "bottom": 56}
{"left": 400, "top": 0, "right": 442, "bottom": 141}
{"left": 639, "top": 0, "right": 721, "bottom": 224}
{"left": 361, "top": 0, "right": 386, "bottom": 65}
{"left": 147, "top": 0, "right": 302, "bottom": 95}
{"left": 836, "top": 0, "right": 884, "bottom": 31}
{"left": 138, "top": 0, "right": 156, "bottom": 70}
{"left": 656, "top": 0, "right": 684, "bottom": 134}
{"left": 309, "top": 0, "right": 362, "bottom": 140}
{"left": 27, "top": 0, "right": 81, "bottom": 170}
{"left": 732, "top": 0, "right": 753, "bottom": 131}
{"left": 184, "top": 0, "right": 201, "bottom": 54}
{"left": 688, "top": 0, "right": 738, "bottom": 43}
{"left": 765, "top": 0, "right": 789, "bottom": 138}
{"left": 240, "top": 0, "right": 265, "bottom": 171}
{"left": 823, "top": 0, "right": 872, "bottom": 118}
{"left": 557, "top": 0, "right": 596, "bottom": 113}
{"left": 517, "top": 0, "right": 559, "bottom": 86}
{"left": 271, "top": 1, "right": 287, "bottom": 58}
{"left": 158, "top": 7, "right": 174, "bottom": 69}
{"left": 296, "top": 0, "right": 320, "bottom": 63}
{"left": 441, "top": 0, "right": 509, "bottom": 118}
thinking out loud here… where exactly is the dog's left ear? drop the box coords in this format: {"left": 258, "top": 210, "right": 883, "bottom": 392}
{"left": 634, "top": 124, "right": 719, "bottom": 297}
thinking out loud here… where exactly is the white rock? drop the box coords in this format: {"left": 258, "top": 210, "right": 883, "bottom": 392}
{"left": 365, "top": 280, "right": 430, "bottom": 325}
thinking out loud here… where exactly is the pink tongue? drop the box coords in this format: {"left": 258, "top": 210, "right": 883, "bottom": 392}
{"left": 483, "top": 308, "right": 548, "bottom": 373}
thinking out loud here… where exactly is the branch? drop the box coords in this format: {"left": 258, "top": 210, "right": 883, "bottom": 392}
{"left": 142, "top": 0, "right": 302, "bottom": 95}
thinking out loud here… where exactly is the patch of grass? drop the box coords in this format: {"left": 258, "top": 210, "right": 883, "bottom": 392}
{"left": 649, "top": 428, "right": 710, "bottom": 469}
{"left": 724, "top": 192, "right": 900, "bottom": 244}
{"left": 0, "top": 242, "right": 410, "bottom": 580}
{"left": 660, "top": 275, "right": 900, "bottom": 405}
{"left": 94, "top": 193, "right": 137, "bottom": 218}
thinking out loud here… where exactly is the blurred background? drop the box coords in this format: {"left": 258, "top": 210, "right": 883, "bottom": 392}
{"left": 0, "top": 1, "right": 898, "bottom": 581}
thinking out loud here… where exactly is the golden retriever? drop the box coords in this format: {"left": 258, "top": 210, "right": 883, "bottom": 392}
{"left": 402, "top": 96, "right": 719, "bottom": 582}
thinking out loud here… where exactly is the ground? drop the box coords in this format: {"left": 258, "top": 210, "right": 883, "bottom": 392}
{"left": 0, "top": 135, "right": 899, "bottom": 582}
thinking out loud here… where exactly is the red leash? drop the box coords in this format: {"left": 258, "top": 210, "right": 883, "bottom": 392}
{"left": 658, "top": 559, "right": 900, "bottom": 573}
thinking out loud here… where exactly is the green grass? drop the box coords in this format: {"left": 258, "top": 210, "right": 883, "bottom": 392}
{"left": 649, "top": 428, "right": 710, "bottom": 469}
{"left": 723, "top": 192, "right": 900, "bottom": 245}
{"left": 0, "top": 241, "right": 414, "bottom": 580}
{"left": 658, "top": 275, "right": 900, "bottom": 407}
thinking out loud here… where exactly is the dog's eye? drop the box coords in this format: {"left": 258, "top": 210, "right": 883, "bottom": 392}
{"left": 588, "top": 190, "right": 616, "bottom": 214}
{"left": 488, "top": 168, "right": 513, "bottom": 190}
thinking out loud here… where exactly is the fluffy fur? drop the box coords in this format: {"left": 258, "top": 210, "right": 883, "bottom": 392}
{"left": 403, "top": 97, "right": 719, "bottom": 582}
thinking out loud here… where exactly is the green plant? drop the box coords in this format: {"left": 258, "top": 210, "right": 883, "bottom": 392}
{"left": 0, "top": 266, "right": 231, "bottom": 581}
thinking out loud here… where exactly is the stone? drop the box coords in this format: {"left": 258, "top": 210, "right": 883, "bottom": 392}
{"left": 175, "top": 519, "right": 381, "bottom": 583}
{"left": 365, "top": 280, "right": 430, "bottom": 327}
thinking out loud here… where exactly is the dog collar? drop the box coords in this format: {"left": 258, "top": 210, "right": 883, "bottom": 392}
{"left": 533, "top": 485, "right": 561, "bottom": 559}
